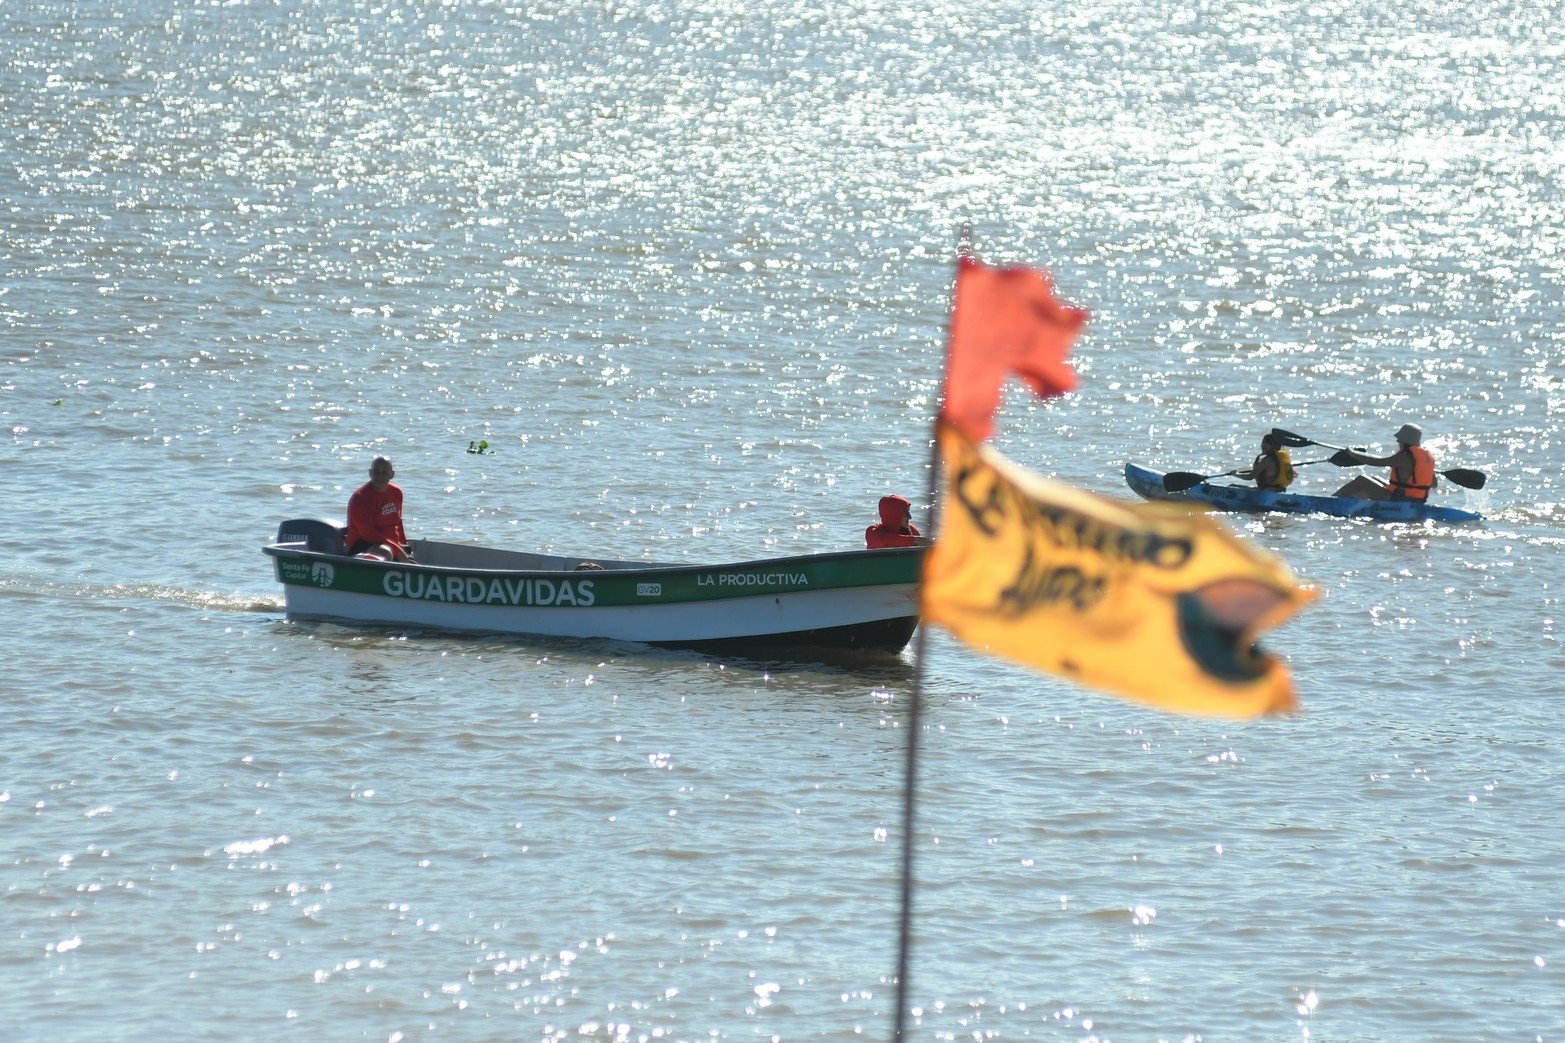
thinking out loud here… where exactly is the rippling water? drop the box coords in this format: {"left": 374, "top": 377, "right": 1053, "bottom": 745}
{"left": 4, "top": 0, "right": 1563, "bottom": 1038}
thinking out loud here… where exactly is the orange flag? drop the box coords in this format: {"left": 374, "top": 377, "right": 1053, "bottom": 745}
{"left": 940, "top": 254, "right": 1089, "bottom": 444}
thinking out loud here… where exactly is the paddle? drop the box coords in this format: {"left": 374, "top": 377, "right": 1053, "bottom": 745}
{"left": 1162, "top": 459, "right": 1334, "bottom": 493}
{"left": 1162, "top": 469, "right": 1241, "bottom": 492}
{"left": 1270, "top": 428, "right": 1488, "bottom": 490}
{"left": 1269, "top": 428, "right": 1366, "bottom": 454}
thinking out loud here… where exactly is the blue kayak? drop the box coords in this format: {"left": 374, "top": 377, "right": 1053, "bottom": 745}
{"left": 1124, "top": 463, "right": 1482, "bottom": 523}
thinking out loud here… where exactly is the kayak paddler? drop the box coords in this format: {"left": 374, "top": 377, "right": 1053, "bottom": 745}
{"left": 1332, "top": 424, "right": 1437, "bottom": 502}
{"left": 1236, "top": 432, "right": 1296, "bottom": 491}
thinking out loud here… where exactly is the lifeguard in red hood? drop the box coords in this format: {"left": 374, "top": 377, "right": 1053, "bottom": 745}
{"left": 865, "top": 494, "right": 924, "bottom": 550}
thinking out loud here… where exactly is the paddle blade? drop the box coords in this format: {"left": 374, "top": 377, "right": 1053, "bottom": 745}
{"left": 1269, "top": 428, "right": 1315, "bottom": 449}
{"left": 1163, "top": 472, "right": 1213, "bottom": 492}
{"left": 1442, "top": 468, "right": 1486, "bottom": 490}
{"left": 1329, "top": 449, "right": 1360, "bottom": 467}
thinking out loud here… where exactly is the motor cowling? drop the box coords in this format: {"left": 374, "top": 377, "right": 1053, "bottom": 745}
{"left": 275, "top": 518, "right": 345, "bottom": 555}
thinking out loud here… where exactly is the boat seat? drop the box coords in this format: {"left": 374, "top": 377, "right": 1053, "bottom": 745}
{"left": 276, "top": 518, "right": 346, "bottom": 555}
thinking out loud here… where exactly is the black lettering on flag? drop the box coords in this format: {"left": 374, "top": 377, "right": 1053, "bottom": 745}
{"left": 996, "top": 542, "right": 1108, "bottom": 616}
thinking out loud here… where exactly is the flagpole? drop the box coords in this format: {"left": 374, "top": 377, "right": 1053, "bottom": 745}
{"left": 892, "top": 223, "right": 969, "bottom": 1041}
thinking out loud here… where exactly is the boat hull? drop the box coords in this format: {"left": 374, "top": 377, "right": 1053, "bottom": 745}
{"left": 263, "top": 535, "right": 922, "bottom": 653}
{"left": 1124, "top": 463, "right": 1482, "bottom": 523}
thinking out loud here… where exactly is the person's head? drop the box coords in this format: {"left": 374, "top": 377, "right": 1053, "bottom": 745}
{"left": 1261, "top": 432, "right": 1280, "bottom": 452}
{"left": 878, "top": 494, "right": 913, "bottom": 530}
{"left": 369, "top": 456, "right": 395, "bottom": 490}
{"left": 1395, "top": 424, "right": 1422, "bottom": 447}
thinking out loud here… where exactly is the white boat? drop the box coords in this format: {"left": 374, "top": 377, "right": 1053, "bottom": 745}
{"left": 263, "top": 519, "right": 922, "bottom": 653}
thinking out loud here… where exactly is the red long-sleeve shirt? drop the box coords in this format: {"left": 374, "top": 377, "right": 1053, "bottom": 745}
{"left": 345, "top": 481, "right": 406, "bottom": 553}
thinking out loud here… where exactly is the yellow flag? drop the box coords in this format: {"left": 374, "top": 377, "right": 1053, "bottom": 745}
{"left": 922, "top": 423, "right": 1315, "bottom": 716}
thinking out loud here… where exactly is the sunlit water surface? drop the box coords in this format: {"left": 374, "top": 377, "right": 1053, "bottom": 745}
{"left": 3, "top": 0, "right": 1563, "bottom": 1039}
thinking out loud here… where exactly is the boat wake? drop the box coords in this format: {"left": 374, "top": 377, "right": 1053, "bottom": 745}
{"left": 0, "top": 574, "right": 283, "bottom": 614}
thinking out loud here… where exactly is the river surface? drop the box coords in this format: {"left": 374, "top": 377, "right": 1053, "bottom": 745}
{"left": 3, "top": 0, "right": 1563, "bottom": 1039}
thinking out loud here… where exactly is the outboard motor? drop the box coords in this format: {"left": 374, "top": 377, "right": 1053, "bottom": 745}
{"left": 276, "top": 518, "right": 345, "bottom": 555}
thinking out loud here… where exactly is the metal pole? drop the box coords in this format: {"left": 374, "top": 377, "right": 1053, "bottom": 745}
{"left": 892, "top": 223, "right": 969, "bottom": 1039}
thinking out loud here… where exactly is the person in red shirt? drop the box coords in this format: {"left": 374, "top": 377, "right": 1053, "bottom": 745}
{"left": 865, "top": 494, "right": 924, "bottom": 549}
{"left": 345, "top": 456, "right": 412, "bottom": 561}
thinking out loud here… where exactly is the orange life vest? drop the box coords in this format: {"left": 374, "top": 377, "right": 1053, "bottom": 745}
{"left": 1389, "top": 446, "right": 1435, "bottom": 501}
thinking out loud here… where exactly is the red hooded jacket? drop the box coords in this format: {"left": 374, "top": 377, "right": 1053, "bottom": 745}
{"left": 865, "top": 494, "right": 921, "bottom": 549}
